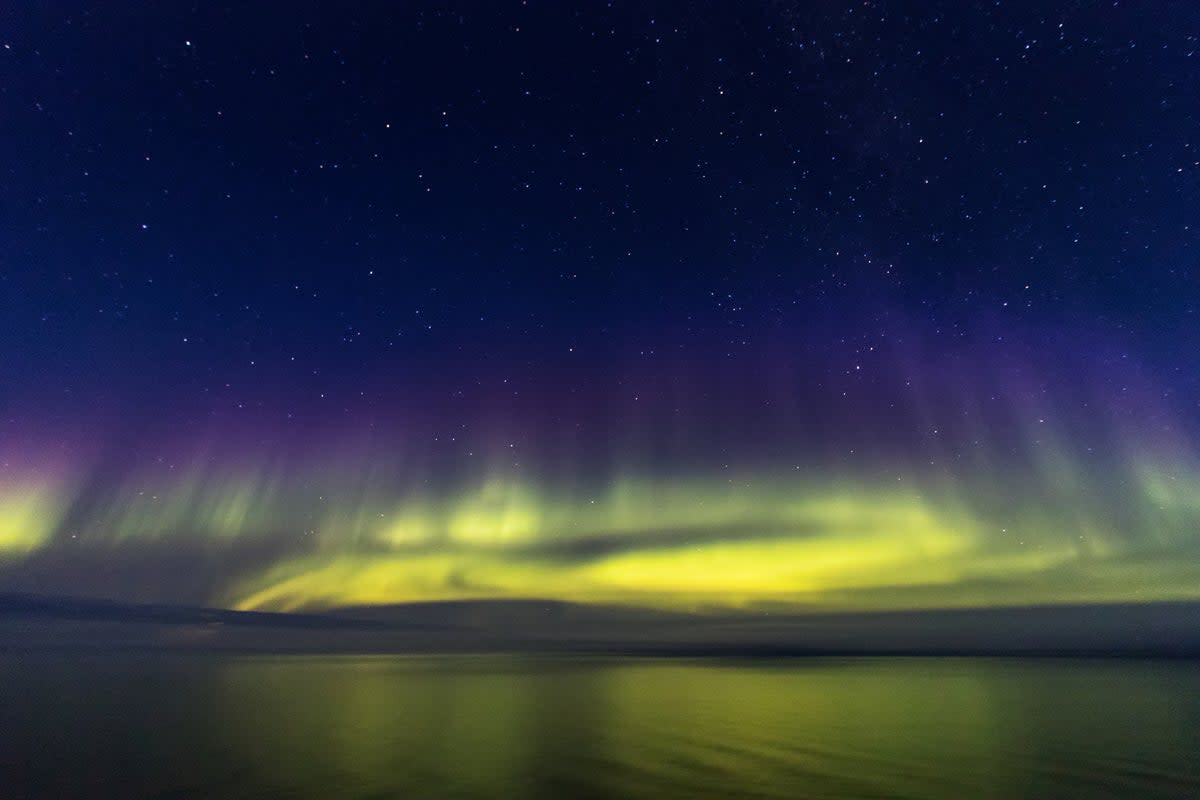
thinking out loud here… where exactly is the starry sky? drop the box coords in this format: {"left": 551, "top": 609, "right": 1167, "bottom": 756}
{"left": 2, "top": 1, "right": 1200, "bottom": 613}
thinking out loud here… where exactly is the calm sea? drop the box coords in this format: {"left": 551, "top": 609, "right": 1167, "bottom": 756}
{"left": 1, "top": 655, "right": 1197, "bottom": 798}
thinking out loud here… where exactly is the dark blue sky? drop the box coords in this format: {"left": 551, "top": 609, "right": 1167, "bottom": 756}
{"left": 4, "top": 1, "right": 1199, "bottom": 416}
{"left": 2, "top": 2, "right": 1200, "bottom": 611}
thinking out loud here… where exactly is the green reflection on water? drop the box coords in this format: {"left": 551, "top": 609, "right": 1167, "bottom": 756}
{"left": 2, "top": 656, "right": 1199, "bottom": 799}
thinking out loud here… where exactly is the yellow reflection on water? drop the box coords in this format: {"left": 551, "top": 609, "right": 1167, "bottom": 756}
{"left": 186, "top": 657, "right": 1200, "bottom": 799}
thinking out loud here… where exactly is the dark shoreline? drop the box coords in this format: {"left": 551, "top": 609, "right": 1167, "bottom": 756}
{"left": 3, "top": 593, "right": 1200, "bottom": 658}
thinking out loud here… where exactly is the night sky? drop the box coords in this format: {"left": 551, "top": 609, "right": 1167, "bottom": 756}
{"left": 2, "top": 2, "right": 1200, "bottom": 613}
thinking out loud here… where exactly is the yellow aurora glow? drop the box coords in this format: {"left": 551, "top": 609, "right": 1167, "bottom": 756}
{"left": 3, "top": 455, "right": 1200, "bottom": 612}
{"left": 0, "top": 478, "right": 70, "bottom": 556}
{"left": 226, "top": 482, "right": 981, "bottom": 610}
{"left": 218, "top": 467, "right": 1199, "bottom": 612}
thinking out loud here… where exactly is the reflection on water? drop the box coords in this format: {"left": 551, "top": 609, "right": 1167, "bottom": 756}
{"left": 1, "top": 655, "right": 1198, "bottom": 799}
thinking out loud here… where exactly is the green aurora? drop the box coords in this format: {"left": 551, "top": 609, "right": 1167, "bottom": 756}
{"left": 2, "top": 446, "right": 1199, "bottom": 613}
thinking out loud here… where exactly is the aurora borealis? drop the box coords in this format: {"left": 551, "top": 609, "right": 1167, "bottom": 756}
{"left": 4, "top": 1, "right": 1200, "bottom": 620}
{"left": 3, "top": 322, "right": 1200, "bottom": 614}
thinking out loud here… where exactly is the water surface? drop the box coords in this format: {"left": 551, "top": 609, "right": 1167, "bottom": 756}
{"left": 2, "top": 655, "right": 1197, "bottom": 798}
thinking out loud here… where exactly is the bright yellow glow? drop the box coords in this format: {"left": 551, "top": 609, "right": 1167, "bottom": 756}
{"left": 376, "top": 504, "right": 436, "bottom": 547}
{"left": 0, "top": 483, "right": 66, "bottom": 555}
{"left": 222, "top": 483, "right": 997, "bottom": 611}
{"left": 214, "top": 465, "right": 1200, "bottom": 613}
{"left": 5, "top": 444, "right": 1200, "bottom": 613}
{"left": 448, "top": 478, "right": 543, "bottom": 545}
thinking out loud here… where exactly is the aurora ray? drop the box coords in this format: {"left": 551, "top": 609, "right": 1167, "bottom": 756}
{"left": 3, "top": 328, "right": 1199, "bottom": 615}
